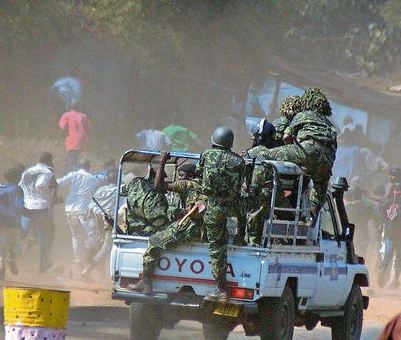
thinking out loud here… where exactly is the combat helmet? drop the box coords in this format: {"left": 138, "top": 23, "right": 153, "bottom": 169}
{"left": 279, "top": 95, "right": 303, "bottom": 120}
{"left": 245, "top": 117, "right": 276, "bottom": 148}
{"left": 302, "top": 88, "right": 332, "bottom": 116}
{"left": 211, "top": 127, "right": 234, "bottom": 149}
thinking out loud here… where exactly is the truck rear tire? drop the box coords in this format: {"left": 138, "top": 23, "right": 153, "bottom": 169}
{"left": 259, "top": 285, "right": 295, "bottom": 340}
{"left": 129, "top": 301, "right": 162, "bottom": 340}
{"left": 330, "top": 284, "right": 363, "bottom": 340}
{"left": 202, "top": 320, "right": 235, "bottom": 340}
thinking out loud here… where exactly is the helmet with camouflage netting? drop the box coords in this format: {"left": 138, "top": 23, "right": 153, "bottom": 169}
{"left": 279, "top": 95, "right": 303, "bottom": 120}
{"left": 211, "top": 126, "right": 234, "bottom": 149}
{"left": 302, "top": 88, "right": 332, "bottom": 116}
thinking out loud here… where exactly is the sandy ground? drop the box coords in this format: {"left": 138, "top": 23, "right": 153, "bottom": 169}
{"left": 0, "top": 267, "right": 398, "bottom": 339}
{"left": 0, "top": 313, "right": 387, "bottom": 339}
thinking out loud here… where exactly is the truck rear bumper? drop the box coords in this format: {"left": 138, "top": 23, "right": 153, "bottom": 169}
{"left": 112, "top": 289, "right": 258, "bottom": 312}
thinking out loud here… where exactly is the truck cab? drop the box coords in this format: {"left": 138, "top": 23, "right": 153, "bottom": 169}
{"left": 110, "top": 150, "right": 369, "bottom": 340}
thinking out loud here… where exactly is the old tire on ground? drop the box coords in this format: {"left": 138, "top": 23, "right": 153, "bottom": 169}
{"left": 330, "top": 284, "right": 363, "bottom": 340}
{"left": 259, "top": 285, "right": 295, "bottom": 340}
{"left": 202, "top": 320, "right": 235, "bottom": 340}
{"left": 129, "top": 301, "right": 162, "bottom": 340}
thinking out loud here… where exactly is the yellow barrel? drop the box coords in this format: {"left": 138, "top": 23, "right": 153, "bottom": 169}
{"left": 3, "top": 287, "right": 70, "bottom": 329}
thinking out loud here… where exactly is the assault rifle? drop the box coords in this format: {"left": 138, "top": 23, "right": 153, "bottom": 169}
{"left": 92, "top": 197, "right": 124, "bottom": 234}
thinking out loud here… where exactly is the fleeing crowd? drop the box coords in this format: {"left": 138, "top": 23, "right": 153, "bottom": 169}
{"left": 0, "top": 152, "right": 118, "bottom": 283}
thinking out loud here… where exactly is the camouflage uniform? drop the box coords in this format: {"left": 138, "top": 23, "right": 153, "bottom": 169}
{"left": 142, "top": 178, "right": 206, "bottom": 276}
{"left": 167, "top": 192, "right": 182, "bottom": 221}
{"left": 198, "top": 147, "right": 245, "bottom": 285}
{"left": 121, "top": 177, "right": 169, "bottom": 235}
{"left": 246, "top": 95, "right": 304, "bottom": 244}
{"left": 243, "top": 145, "right": 270, "bottom": 159}
{"left": 259, "top": 110, "right": 337, "bottom": 205}
{"left": 242, "top": 145, "right": 271, "bottom": 245}
{"left": 273, "top": 117, "right": 290, "bottom": 147}
{"left": 273, "top": 95, "right": 303, "bottom": 147}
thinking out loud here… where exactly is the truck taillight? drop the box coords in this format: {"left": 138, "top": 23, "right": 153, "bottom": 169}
{"left": 358, "top": 257, "right": 365, "bottom": 265}
{"left": 230, "top": 288, "right": 254, "bottom": 300}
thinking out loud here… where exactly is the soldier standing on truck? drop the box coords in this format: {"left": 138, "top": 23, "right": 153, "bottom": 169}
{"left": 257, "top": 88, "right": 337, "bottom": 220}
{"left": 129, "top": 151, "right": 207, "bottom": 293}
{"left": 121, "top": 165, "right": 169, "bottom": 236}
{"left": 242, "top": 117, "right": 276, "bottom": 246}
{"left": 197, "top": 127, "right": 245, "bottom": 301}
{"left": 247, "top": 96, "right": 303, "bottom": 245}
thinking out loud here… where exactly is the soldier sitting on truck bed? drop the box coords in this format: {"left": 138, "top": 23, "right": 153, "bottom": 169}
{"left": 128, "top": 151, "right": 207, "bottom": 294}
{"left": 121, "top": 165, "right": 170, "bottom": 236}
{"left": 166, "top": 162, "right": 198, "bottom": 221}
{"left": 247, "top": 96, "right": 303, "bottom": 245}
{"left": 256, "top": 88, "right": 337, "bottom": 221}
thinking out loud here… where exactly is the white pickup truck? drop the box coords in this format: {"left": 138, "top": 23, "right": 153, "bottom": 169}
{"left": 110, "top": 150, "right": 369, "bottom": 340}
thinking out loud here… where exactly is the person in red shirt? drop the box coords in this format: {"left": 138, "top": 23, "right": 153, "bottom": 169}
{"left": 59, "top": 105, "right": 90, "bottom": 173}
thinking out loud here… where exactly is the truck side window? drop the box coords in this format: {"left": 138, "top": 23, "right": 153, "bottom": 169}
{"left": 320, "top": 201, "right": 336, "bottom": 240}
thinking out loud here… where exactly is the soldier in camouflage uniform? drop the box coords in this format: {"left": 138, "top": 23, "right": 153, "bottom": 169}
{"left": 166, "top": 162, "right": 197, "bottom": 221}
{"left": 198, "top": 127, "right": 245, "bottom": 301}
{"left": 246, "top": 96, "right": 304, "bottom": 245}
{"left": 121, "top": 167, "right": 169, "bottom": 236}
{"left": 257, "top": 89, "right": 337, "bottom": 217}
{"left": 129, "top": 152, "right": 207, "bottom": 293}
{"left": 241, "top": 118, "right": 276, "bottom": 246}
{"left": 272, "top": 95, "right": 303, "bottom": 147}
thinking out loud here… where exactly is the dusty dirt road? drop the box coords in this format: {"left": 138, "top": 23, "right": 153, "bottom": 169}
{"left": 58, "top": 320, "right": 387, "bottom": 339}
{"left": 0, "top": 318, "right": 385, "bottom": 339}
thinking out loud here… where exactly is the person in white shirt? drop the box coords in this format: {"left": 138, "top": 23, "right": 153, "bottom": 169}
{"left": 81, "top": 169, "right": 122, "bottom": 278}
{"left": 135, "top": 129, "right": 171, "bottom": 151}
{"left": 57, "top": 159, "right": 106, "bottom": 264}
{"left": 19, "top": 152, "right": 57, "bottom": 273}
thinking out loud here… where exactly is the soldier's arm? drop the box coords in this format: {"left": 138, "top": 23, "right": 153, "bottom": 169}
{"left": 195, "top": 151, "right": 206, "bottom": 176}
{"left": 283, "top": 134, "right": 293, "bottom": 145}
{"left": 284, "top": 113, "right": 304, "bottom": 142}
{"left": 154, "top": 151, "right": 171, "bottom": 191}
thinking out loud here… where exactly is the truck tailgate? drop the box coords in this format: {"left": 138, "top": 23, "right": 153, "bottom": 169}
{"left": 112, "top": 238, "right": 262, "bottom": 298}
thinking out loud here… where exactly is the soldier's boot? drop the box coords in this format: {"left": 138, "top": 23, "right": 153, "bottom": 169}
{"left": 128, "top": 275, "right": 153, "bottom": 294}
{"left": 205, "top": 282, "right": 229, "bottom": 302}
